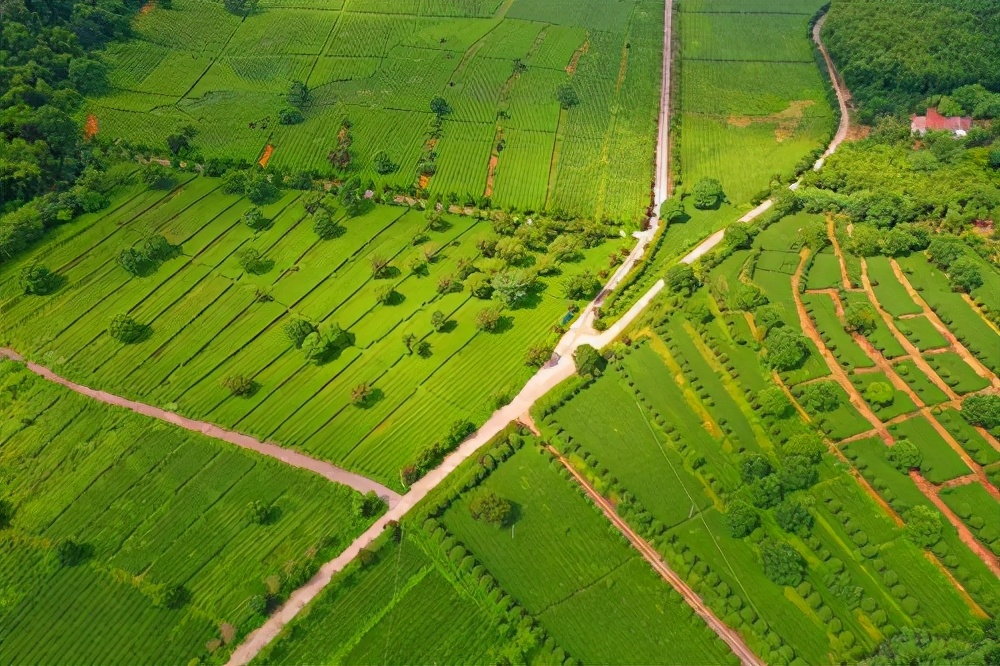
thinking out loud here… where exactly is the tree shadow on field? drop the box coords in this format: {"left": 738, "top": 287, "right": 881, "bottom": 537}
{"left": 516, "top": 282, "right": 548, "bottom": 310}
{"left": 502, "top": 501, "right": 523, "bottom": 528}
{"left": 486, "top": 316, "right": 514, "bottom": 334}
{"left": 375, "top": 265, "right": 402, "bottom": 280}
{"left": 355, "top": 387, "right": 384, "bottom": 409}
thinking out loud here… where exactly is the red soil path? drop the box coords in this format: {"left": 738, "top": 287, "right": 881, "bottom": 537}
{"left": 0, "top": 348, "right": 400, "bottom": 506}
{"left": 548, "top": 447, "right": 764, "bottom": 666}
{"left": 258, "top": 144, "right": 274, "bottom": 168}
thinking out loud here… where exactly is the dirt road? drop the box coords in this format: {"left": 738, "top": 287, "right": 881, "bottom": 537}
{"left": 227, "top": 3, "right": 678, "bottom": 663}
{"left": 0, "top": 347, "right": 401, "bottom": 506}
{"left": 549, "top": 446, "right": 764, "bottom": 666}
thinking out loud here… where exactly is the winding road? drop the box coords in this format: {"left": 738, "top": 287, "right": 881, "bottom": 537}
{"left": 0, "top": 347, "right": 402, "bottom": 506}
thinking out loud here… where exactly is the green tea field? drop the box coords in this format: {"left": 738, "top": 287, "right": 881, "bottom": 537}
{"left": 0, "top": 176, "right": 627, "bottom": 491}
{"left": 86, "top": 0, "right": 665, "bottom": 224}
{"left": 0, "top": 361, "right": 379, "bottom": 664}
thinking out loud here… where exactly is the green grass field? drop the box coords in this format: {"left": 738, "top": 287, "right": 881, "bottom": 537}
{"left": 85, "top": 0, "right": 664, "bottom": 225}
{"left": 0, "top": 178, "right": 627, "bottom": 491}
{"left": 889, "top": 415, "right": 971, "bottom": 484}
{"left": 675, "top": 0, "right": 835, "bottom": 210}
{"left": 0, "top": 361, "right": 375, "bottom": 664}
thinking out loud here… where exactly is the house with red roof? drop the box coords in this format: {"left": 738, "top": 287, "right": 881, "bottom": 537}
{"left": 910, "top": 107, "right": 972, "bottom": 137}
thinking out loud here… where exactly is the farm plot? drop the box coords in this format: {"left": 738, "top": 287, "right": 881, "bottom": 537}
{"left": 889, "top": 415, "right": 971, "bottom": 484}
{"left": 675, "top": 2, "right": 835, "bottom": 214}
{"left": 83, "top": 0, "right": 663, "bottom": 225}
{"left": 0, "top": 362, "right": 375, "bottom": 665}
{"left": 0, "top": 180, "right": 628, "bottom": 490}
{"left": 443, "top": 445, "right": 735, "bottom": 664}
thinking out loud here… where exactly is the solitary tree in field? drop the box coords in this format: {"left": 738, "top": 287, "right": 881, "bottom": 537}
{"left": 222, "top": 375, "right": 257, "bottom": 397}
{"left": 904, "top": 505, "right": 942, "bottom": 547}
{"left": 844, "top": 302, "right": 878, "bottom": 336}
{"left": 284, "top": 318, "right": 317, "bottom": 349}
{"left": 555, "top": 83, "right": 579, "bottom": 110}
{"left": 659, "top": 198, "right": 685, "bottom": 225}
{"left": 108, "top": 314, "right": 146, "bottom": 344}
{"left": 223, "top": 0, "right": 258, "bottom": 15}
{"left": 19, "top": 263, "right": 57, "bottom": 295}
{"left": 242, "top": 207, "right": 269, "bottom": 231}
{"left": 351, "top": 383, "right": 373, "bottom": 407}
{"left": 764, "top": 327, "right": 807, "bottom": 371}
{"left": 429, "top": 97, "right": 451, "bottom": 117}
{"left": 573, "top": 344, "right": 604, "bottom": 378}
{"left": 287, "top": 80, "right": 311, "bottom": 109}
{"left": 692, "top": 177, "right": 724, "bottom": 209}
{"left": 864, "top": 381, "right": 895, "bottom": 407}
{"left": 431, "top": 310, "right": 447, "bottom": 332}
{"left": 402, "top": 332, "right": 417, "bottom": 353}
{"left": 886, "top": 439, "right": 922, "bottom": 472}
{"left": 475, "top": 307, "right": 502, "bottom": 332}
{"left": 469, "top": 490, "right": 512, "bottom": 526}
{"left": 370, "top": 255, "right": 391, "bottom": 279}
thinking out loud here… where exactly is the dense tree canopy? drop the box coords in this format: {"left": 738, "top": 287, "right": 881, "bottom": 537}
{"left": 823, "top": 0, "right": 1000, "bottom": 120}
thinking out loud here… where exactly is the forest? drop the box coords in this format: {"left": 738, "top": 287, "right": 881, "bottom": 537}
{"left": 823, "top": 0, "right": 1000, "bottom": 121}
{"left": 0, "top": 0, "right": 142, "bottom": 260}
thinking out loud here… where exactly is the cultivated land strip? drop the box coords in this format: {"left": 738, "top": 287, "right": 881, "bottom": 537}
{"left": 547, "top": 446, "right": 764, "bottom": 666}
{"left": 679, "top": 10, "right": 851, "bottom": 266}
{"left": 0, "top": 347, "right": 401, "bottom": 506}
{"left": 228, "top": 2, "right": 679, "bottom": 663}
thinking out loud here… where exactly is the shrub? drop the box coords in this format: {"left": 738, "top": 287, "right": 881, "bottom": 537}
{"left": 759, "top": 539, "right": 805, "bottom": 586}
{"left": 108, "top": 314, "right": 146, "bottom": 344}
{"left": 222, "top": 375, "right": 257, "bottom": 397}
{"left": 864, "top": 381, "right": 895, "bottom": 407}
{"left": 692, "top": 178, "right": 724, "bottom": 209}
{"left": 469, "top": 490, "right": 513, "bottom": 527}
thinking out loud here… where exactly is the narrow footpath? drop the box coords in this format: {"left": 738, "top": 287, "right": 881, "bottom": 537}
{"left": 0, "top": 347, "right": 401, "bottom": 506}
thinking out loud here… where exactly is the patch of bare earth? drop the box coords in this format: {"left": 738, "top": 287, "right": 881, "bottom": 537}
{"left": 724, "top": 100, "right": 815, "bottom": 142}
{"left": 565, "top": 40, "right": 589, "bottom": 76}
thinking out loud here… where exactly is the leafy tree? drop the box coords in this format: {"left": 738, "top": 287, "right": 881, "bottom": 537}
{"left": 724, "top": 224, "right": 753, "bottom": 250}
{"left": 351, "top": 383, "right": 373, "bottom": 407}
{"left": 989, "top": 149, "right": 1000, "bottom": 170}
{"left": 55, "top": 540, "right": 89, "bottom": 567}
{"left": 431, "top": 310, "right": 447, "bottom": 332}
{"left": 302, "top": 326, "right": 351, "bottom": 364}
{"left": 759, "top": 538, "right": 805, "bottom": 586}
{"left": 573, "top": 344, "right": 605, "bottom": 378}
{"left": 665, "top": 264, "right": 698, "bottom": 295}
{"left": 141, "top": 163, "right": 173, "bottom": 189}
{"left": 927, "top": 238, "right": 965, "bottom": 270}
{"left": 525, "top": 345, "right": 553, "bottom": 368}
{"left": 313, "top": 210, "right": 343, "bottom": 240}
{"left": 287, "top": 80, "right": 311, "bottom": 109}
{"left": 495, "top": 237, "right": 527, "bottom": 265}
{"left": 402, "top": 332, "right": 417, "bottom": 354}
{"left": 726, "top": 499, "right": 760, "bottom": 538}
{"left": 242, "top": 207, "right": 269, "bottom": 231}
{"left": 800, "top": 382, "right": 841, "bottom": 412}
{"left": 844, "top": 302, "right": 878, "bottom": 335}
{"left": 754, "top": 304, "right": 785, "bottom": 333}
{"left": 962, "top": 394, "right": 1000, "bottom": 429}
{"left": 353, "top": 491, "right": 383, "bottom": 518}
{"left": 799, "top": 219, "right": 829, "bottom": 251}
{"left": 775, "top": 497, "right": 814, "bottom": 535}
{"left": 491, "top": 269, "right": 535, "bottom": 307}
{"left": 778, "top": 456, "right": 818, "bottom": 491}
{"left": 465, "top": 273, "right": 493, "bottom": 299}
{"left": 749, "top": 475, "right": 783, "bottom": 509}
{"left": 338, "top": 177, "right": 366, "bottom": 216}
{"left": 764, "top": 327, "right": 807, "bottom": 371}
{"left": 108, "top": 314, "right": 146, "bottom": 344}
{"left": 469, "top": 490, "right": 513, "bottom": 526}
{"left": 562, "top": 271, "right": 600, "bottom": 300}
{"left": 881, "top": 227, "right": 919, "bottom": 257}
{"left": 0, "top": 499, "right": 13, "bottom": 529}
{"left": 278, "top": 107, "right": 304, "bottom": 125}
{"left": 782, "top": 432, "right": 825, "bottom": 463}
{"left": 692, "top": 178, "right": 724, "bottom": 209}
{"left": 740, "top": 453, "right": 772, "bottom": 484}
{"left": 548, "top": 235, "right": 583, "bottom": 262}
{"left": 949, "top": 257, "right": 983, "bottom": 293}
{"left": 284, "top": 318, "right": 317, "bottom": 349}
{"left": 165, "top": 132, "right": 190, "bottom": 156}
{"left": 475, "top": 307, "right": 502, "bottom": 332}
{"left": 659, "top": 198, "right": 685, "bottom": 225}
{"left": 222, "top": 375, "right": 257, "bottom": 397}
{"left": 238, "top": 248, "right": 270, "bottom": 275}
{"left": 19, "top": 263, "right": 57, "bottom": 295}
{"left": 904, "top": 505, "right": 942, "bottom": 547}
{"left": 757, "top": 386, "right": 792, "bottom": 418}
{"left": 246, "top": 500, "right": 274, "bottom": 525}
{"left": 556, "top": 83, "right": 580, "bottom": 109}
{"left": 429, "top": 97, "right": 452, "bottom": 117}
{"left": 730, "top": 282, "right": 768, "bottom": 311}
{"left": 845, "top": 224, "right": 882, "bottom": 257}
{"left": 886, "top": 439, "right": 922, "bottom": 472}
{"left": 864, "top": 381, "right": 895, "bottom": 407}
{"left": 370, "top": 255, "right": 391, "bottom": 279}
{"left": 372, "top": 151, "right": 397, "bottom": 175}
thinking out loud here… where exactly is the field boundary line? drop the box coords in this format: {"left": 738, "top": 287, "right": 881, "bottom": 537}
{"left": 0, "top": 348, "right": 401, "bottom": 506}
{"left": 547, "top": 446, "right": 764, "bottom": 666}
